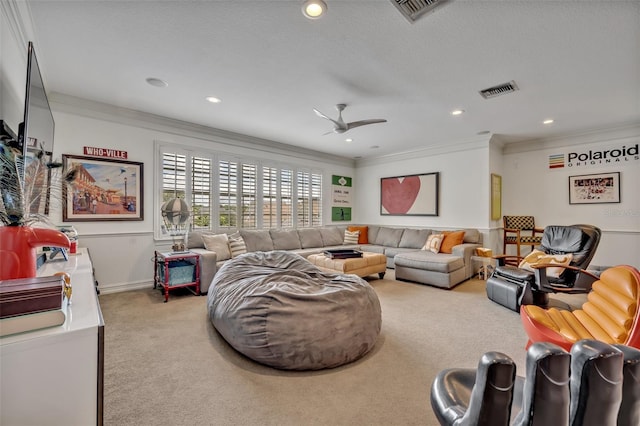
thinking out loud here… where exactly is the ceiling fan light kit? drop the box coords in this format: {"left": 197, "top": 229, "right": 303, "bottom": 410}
{"left": 302, "top": 0, "right": 327, "bottom": 19}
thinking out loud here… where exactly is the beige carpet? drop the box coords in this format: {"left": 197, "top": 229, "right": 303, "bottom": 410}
{"left": 99, "top": 271, "right": 585, "bottom": 426}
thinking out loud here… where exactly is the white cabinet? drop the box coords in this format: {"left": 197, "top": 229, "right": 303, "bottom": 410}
{"left": 0, "top": 248, "right": 104, "bottom": 425}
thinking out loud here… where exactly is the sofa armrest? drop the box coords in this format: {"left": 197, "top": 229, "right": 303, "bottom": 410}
{"left": 452, "top": 243, "right": 482, "bottom": 279}
{"left": 189, "top": 248, "right": 218, "bottom": 295}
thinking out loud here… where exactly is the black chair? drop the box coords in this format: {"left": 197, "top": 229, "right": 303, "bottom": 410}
{"left": 614, "top": 344, "right": 640, "bottom": 426}
{"left": 430, "top": 351, "right": 516, "bottom": 426}
{"left": 511, "top": 342, "right": 571, "bottom": 426}
{"left": 569, "top": 340, "right": 624, "bottom": 426}
{"left": 486, "top": 224, "right": 601, "bottom": 312}
{"left": 431, "top": 343, "right": 570, "bottom": 426}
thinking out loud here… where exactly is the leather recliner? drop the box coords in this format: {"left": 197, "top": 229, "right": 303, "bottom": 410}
{"left": 486, "top": 224, "right": 601, "bottom": 312}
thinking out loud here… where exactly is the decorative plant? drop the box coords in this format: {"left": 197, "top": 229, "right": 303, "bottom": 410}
{"left": 0, "top": 135, "right": 77, "bottom": 227}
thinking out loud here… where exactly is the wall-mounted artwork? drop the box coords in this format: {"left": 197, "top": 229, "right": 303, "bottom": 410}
{"left": 569, "top": 172, "right": 620, "bottom": 204}
{"left": 380, "top": 172, "right": 439, "bottom": 216}
{"left": 491, "top": 173, "right": 502, "bottom": 220}
{"left": 62, "top": 154, "right": 144, "bottom": 221}
{"left": 331, "top": 175, "right": 353, "bottom": 221}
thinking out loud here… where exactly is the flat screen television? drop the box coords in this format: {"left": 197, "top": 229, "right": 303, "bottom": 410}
{"left": 19, "top": 41, "right": 54, "bottom": 156}
{"left": 18, "top": 41, "right": 55, "bottom": 215}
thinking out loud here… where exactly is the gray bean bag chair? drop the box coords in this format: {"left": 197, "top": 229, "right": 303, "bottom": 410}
{"left": 207, "top": 250, "right": 382, "bottom": 370}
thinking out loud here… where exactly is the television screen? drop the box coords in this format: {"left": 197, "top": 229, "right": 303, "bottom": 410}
{"left": 21, "top": 41, "right": 54, "bottom": 156}
{"left": 20, "top": 42, "right": 55, "bottom": 215}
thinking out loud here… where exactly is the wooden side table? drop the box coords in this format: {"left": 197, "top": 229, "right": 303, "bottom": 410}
{"left": 471, "top": 256, "right": 496, "bottom": 280}
{"left": 153, "top": 251, "right": 200, "bottom": 302}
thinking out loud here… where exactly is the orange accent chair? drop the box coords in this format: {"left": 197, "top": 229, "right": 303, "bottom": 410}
{"left": 521, "top": 265, "right": 640, "bottom": 351}
{"left": 503, "top": 216, "right": 544, "bottom": 257}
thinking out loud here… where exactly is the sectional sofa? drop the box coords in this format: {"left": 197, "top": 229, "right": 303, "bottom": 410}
{"left": 186, "top": 225, "right": 482, "bottom": 294}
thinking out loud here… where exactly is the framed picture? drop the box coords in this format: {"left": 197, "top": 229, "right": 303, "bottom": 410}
{"left": 62, "top": 154, "right": 144, "bottom": 221}
{"left": 23, "top": 147, "right": 53, "bottom": 216}
{"left": 569, "top": 172, "right": 620, "bottom": 204}
{"left": 380, "top": 172, "right": 439, "bottom": 216}
{"left": 491, "top": 173, "right": 502, "bottom": 220}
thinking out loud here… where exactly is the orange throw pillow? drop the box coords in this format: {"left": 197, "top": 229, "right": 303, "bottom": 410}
{"left": 440, "top": 230, "right": 465, "bottom": 254}
{"left": 347, "top": 226, "right": 369, "bottom": 244}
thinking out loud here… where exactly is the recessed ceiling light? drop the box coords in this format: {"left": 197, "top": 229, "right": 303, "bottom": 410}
{"left": 302, "top": 0, "right": 327, "bottom": 19}
{"left": 543, "top": 119, "right": 554, "bottom": 125}
{"left": 146, "top": 77, "right": 168, "bottom": 88}
{"left": 206, "top": 96, "right": 222, "bottom": 104}
{"left": 451, "top": 109, "right": 464, "bottom": 116}
{"left": 345, "top": 138, "right": 353, "bottom": 143}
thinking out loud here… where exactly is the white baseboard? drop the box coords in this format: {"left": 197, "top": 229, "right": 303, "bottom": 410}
{"left": 98, "top": 280, "right": 153, "bottom": 294}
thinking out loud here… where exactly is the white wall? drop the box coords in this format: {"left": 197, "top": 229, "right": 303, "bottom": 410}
{"left": 502, "top": 126, "right": 640, "bottom": 268}
{"left": 354, "top": 138, "right": 491, "bottom": 230}
{"left": 49, "top": 105, "right": 355, "bottom": 292}
{"left": 0, "top": 1, "right": 29, "bottom": 133}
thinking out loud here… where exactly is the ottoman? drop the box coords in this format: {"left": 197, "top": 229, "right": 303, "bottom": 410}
{"left": 306, "top": 252, "right": 387, "bottom": 279}
{"left": 208, "top": 251, "right": 382, "bottom": 370}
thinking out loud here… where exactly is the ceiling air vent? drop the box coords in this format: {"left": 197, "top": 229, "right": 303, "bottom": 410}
{"left": 390, "top": 0, "right": 450, "bottom": 23}
{"left": 479, "top": 81, "right": 519, "bottom": 99}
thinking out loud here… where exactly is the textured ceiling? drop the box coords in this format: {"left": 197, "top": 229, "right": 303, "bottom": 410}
{"left": 25, "top": 0, "right": 640, "bottom": 159}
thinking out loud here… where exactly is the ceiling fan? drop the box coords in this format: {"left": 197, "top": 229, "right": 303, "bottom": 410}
{"left": 313, "top": 104, "right": 387, "bottom": 134}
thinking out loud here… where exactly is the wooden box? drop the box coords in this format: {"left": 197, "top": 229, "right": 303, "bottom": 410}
{"left": 0, "top": 276, "right": 64, "bottom": 319}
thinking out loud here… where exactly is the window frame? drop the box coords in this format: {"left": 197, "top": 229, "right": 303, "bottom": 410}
{"left": 155, "top": 142, "right": 323, "bottom": 241}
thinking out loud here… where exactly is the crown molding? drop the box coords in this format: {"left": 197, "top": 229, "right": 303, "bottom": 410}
{"left": 355, "top": 134, "right": 491, "bottom": 167}
{"left": 1, "top": 0, "right": 34, "bottom": 54}
{"left": 49, "top": 93, "right": 356, "bottom": 168}
{"left": 502, "top": 121, "right": 640, "bottom": 155}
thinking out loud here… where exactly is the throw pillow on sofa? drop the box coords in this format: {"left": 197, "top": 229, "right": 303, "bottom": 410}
{"left": 228, "top": 231, "right": 247, "bottom": 258}
{"left": 347, "top": 226, "right": 369, "bottom": 244}
{"left": 422, "top": 233, "right": 444, "bottom": 253}
{"left": 440, "top": 230, "right": 465, "bottom": 254}
{"left": 202, "top": 233, "right": 232, "bottom": 261}
{"left": 344, "top": 230, "right": 360, "bottom": 245}
{"left": 518, "top": 249, "right": 573, "bottom": 278}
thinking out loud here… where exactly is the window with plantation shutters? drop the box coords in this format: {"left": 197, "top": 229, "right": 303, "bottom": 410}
{"left": 157, "top": 144, "right": 323, "bottom": 239}
{"left": 281, "top": 169, "right": 293, "bottom": 228}
{"left": 219, "top": 160, "right": 237, "bottom": 228}
{"left": 297, "top": 171, "right": 310, "bottom": 227}
{"left": 162, "top": 153, "right": 186, "bottom": 203}
{"left": 262, "top": 167, "right": 278, "bottom": 228}
{"left": 191, "top": 156, "right": 211, "bottom": 229}
{"left": 311, "top": 173, "right": 322, "bottom": 226}
{"left": 241, "top": 163, "right": 257, "bottom": 228}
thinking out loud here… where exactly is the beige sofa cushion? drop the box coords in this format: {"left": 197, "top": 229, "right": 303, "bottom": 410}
{"left": 399, "top": 228, "right": 431, "bottom": 249}
{"left": 270, "top": 229, "right": 302, "bottom": 250}
{"left": 297, "top": 228, "right": 323, "bottom": 248}
{"left": 202, "top": 233, "right": 232, "bottom": 261}
{"left": 239, "top": 229, "right": 274, "bottom": 252}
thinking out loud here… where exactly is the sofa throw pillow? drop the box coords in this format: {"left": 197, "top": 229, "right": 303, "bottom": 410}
{"left": 228, "top": 231, "right": 247, "bottom": 258}
{"left": 422, "top": 233, "right": 444, "bottom": 253}
{"left": 518, "top": 249, "right": 573, "bottom": 278}
{"left": 439, "top": 230, "right": 466, "bottom": 254}
{"left": 201, "top": 233, "right": 232, "bottom": 261}
{"left": 344, "top": 230, "right": 360, "bottom": 245}
{"left": 347, "top": 226, "right": 369, "bottom": 244}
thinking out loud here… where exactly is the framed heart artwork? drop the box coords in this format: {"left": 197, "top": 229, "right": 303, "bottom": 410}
{"left": 380, "top": 172, "right": 439, "bottom": 216}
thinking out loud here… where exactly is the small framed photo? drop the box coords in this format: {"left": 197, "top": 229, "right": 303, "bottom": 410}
{"left": 62, "top": 154, "right": 144, "bottom": 221}
{"left": 569, "top": 172, "right": 620, "bottom": 204}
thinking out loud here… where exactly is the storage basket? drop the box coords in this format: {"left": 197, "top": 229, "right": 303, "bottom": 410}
{"left": 156, "top": 260, "right": 196, "bottom": 286}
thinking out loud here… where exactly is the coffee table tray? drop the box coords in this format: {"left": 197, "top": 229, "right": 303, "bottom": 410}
{"left": 323, "top": 249, "right": 363, "bottom": 259}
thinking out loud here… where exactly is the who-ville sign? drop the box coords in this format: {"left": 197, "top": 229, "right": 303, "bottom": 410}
{"left": 549, "top": 143, "right": 638, "bottom": 169}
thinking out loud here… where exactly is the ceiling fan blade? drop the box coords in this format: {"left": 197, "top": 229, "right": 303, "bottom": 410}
{"left": 346, "top": 119, "right": 387, "bottom": 130}
{"left": 313, "top": 108, "right": 339, "bottom": 124}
